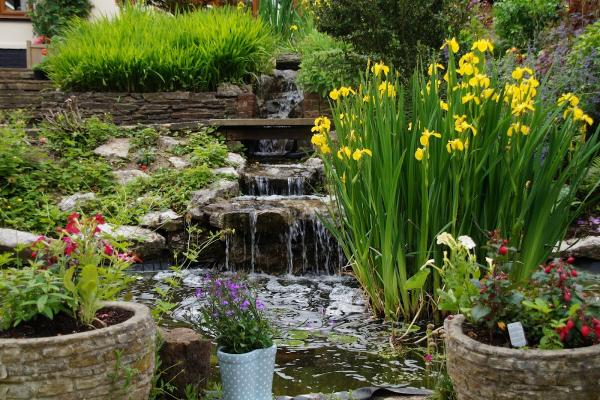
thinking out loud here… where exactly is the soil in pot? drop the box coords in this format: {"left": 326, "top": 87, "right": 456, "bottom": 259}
{"left": 0, "top": 307, "right": 133, "bottom": 339}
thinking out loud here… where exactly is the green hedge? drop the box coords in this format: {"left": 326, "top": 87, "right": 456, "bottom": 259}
{"left": 45, "top": 7, "right": 276, "bottom": 92}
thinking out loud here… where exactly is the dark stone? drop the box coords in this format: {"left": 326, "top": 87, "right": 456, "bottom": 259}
{"left": 159, "top": 328, "right": 213, "bottom": 397}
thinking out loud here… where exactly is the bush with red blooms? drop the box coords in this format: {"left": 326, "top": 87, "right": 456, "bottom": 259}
{"left": 0, "top": 213, "right": 137, "bottom": 329}
{"left": 474, "top": 256, "right": 600, "bottom": 349}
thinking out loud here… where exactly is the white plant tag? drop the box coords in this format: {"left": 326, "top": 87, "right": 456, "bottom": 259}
{"left": 507, "top": 321, "right": 527, "bottom": 348}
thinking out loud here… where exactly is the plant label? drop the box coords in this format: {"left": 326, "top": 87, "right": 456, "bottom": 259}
{"left": 507, "top": 321, "right": 527, "bottom": 348}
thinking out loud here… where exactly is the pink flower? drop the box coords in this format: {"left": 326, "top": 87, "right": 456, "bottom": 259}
{"left": 104, "top": 244, "right": 114, "bottom": 256}
{"left": 424, "top": 354, "right": 433, "bottom": 363}
{"left": 94, "top": 214, "right": 106, "bottom": 224}
{"left": 65, "top": 222, "right": 80, "bottom": 234}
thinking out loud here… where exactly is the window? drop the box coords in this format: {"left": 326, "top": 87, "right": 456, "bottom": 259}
{"left": 0, "top": 0, "right": 30, "bottom": 18}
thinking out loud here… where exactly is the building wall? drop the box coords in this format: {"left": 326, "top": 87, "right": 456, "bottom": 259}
{"left": 0, "top": 0, "right": 119, "bottom": 50}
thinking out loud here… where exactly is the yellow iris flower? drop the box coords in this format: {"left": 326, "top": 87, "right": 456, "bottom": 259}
{"left": 446, "top": 139, "right": 465, "bottom": 153}
{"left": 420, "top": 129, "right": 442, "bottom": 146}
{"left": 471, "top": 39, "right": 494, "bottom": 53}
{"left": 441, "top": 37, "right": 460, "bottom": 54}
{"left": 415, "top": 147, "right": 425, "bottom": 161}
{"left": 371, "top": 61, "right": 390, "bottom": 78}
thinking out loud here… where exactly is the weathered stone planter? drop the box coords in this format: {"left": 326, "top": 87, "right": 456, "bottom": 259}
{"left": 0, "top": 302, "right": 156, "bottom": 400}
{"left": 445, "top": 314, "right": 600, "bottom": 400}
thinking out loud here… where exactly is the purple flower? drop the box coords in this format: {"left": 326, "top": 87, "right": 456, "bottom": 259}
{"left": 240, "top": 299, "right": 250, "bottom": 311}
{"left": 424, "top": 354, "right": 433, "bottom": 363}
{"left": 590, "top": 216, "right": 600, "bottom": 225}
{"left": 195, "top": 288, "right": 203, "bottom": 298}
{"left": 221, "top": 300, "right": 229, "bottom": 306}
{"left": 256, "top": 299, "right": 265, "bottom": 311}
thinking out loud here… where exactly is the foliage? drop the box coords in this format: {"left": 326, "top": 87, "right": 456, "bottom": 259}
{"left": 30, "top": 213, "right": 135, "bottom": 325}
{"left": 309, "top": 0, "right": 455, "bottom": 75}
{"left": 40, "top": 107, "right": 121, "bottom": 157}
{"left": 0, "top": 115, "right": 114, "bottom": 233}
{"left": 258, "top": 0, "right": 306, "bottom": 40}
{"left": 188, "top": 133, "right": 229, "bottom": 168}
{"left": 567, "top": 20, "right": 600, "bottom": 121}
{"left": 0, "top": 266, "right": 75, "bottom": 330}
{"left": 472, "top": 259, "right": 600, "bottom": 349}
{"left": 0, "top": 213, "right": 135, "bottom": 330}
{"left": 312, "top": 39, "right": 599, "bottom": 319}
{"left": 28, "top": 0, "right": 92, "bottom": 39}
{"left": 296, "top": 31, "right": 367, "bottom": 98}
{"left": 493, "top": 0, "right": 561, "bottom": 50}
{"left": 45, "top": 6, "right": 276, "bottom": 92}
{"left": 195, "top": 275, "right": 274, "bottom": 354}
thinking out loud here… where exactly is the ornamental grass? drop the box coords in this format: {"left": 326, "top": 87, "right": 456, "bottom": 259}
{"left": 45, "top": 6, "right": 276, "bottom": 92}
{"left": 312, "top": 38, "right": 600, "bottom": 320}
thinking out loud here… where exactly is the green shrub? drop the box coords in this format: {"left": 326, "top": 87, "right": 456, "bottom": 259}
{"left": 309, "top": 0, "right": 453, "bottom": 75}
{"left": 45, "top": 6, "right": 276, "bottom": 92}
{"left": 296, "top": 31, "right": 367, "bottom": 97}
{"left": 493, "top": 0, "right": 561, "bottom": 50}
{"left": 567, "top": 20, "right": 600, "bottom": 120}
{"left": 29, "top": 0, "right": 92, "bottom": 38}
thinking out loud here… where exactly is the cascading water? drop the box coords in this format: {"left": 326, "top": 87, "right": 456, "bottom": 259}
{"left": 215, "top": 67, "right": 344, "bottom": 275}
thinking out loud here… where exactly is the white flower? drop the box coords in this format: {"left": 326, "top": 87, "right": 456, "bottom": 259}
{"left": 436, "top": 232, "right": 454, "bottom": 246}
{"left": 458, "top": 235, "right": 476, "bottom": 249}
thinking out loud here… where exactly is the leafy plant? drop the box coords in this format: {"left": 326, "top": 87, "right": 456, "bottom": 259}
{"left": 297, "top": 31, "right": 367, "bottom": 97}
{"left": 195, "top": 274, "right": 274, "bottom": 354}
{"left": 45, "top": 6, "right": 276, "bottom": 92}
{"left": 493, "top": 0, "right": 561, "bottom": 50}
{"left": 31, "top": 213, "right": 135, "bottom": 326}
{"left": 28, "top": 0, "right": 92, "bottom": 39}
{"left": 312, "top": 38, "right": 599, "bottom": 319}
{"left": 309, "top": 0, "right": 450, "bottom": 75}
{"left": 258, "top": 0, "right": 305, "bottom": 40}
{"left": 0, "top": 266, "right": 75, "bottom": 330}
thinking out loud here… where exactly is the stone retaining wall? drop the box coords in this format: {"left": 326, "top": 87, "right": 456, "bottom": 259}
{"left": 0, "top": 69, "right": 256, "bottom": 123}
{"left": 444, "top": 314, "right": 600, "bottom": 400}
{"left": 0, "top": 302, "right": 156, "bottom": 400}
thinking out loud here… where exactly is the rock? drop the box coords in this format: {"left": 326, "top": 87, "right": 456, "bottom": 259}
{"left": 0, "top": 228, "right": 38, "bottom": 253}
{"left": 212, "top": 167, "right": 239, "bottom": 178}
{"left": 159, "top": 328, "right": 213, "bottom": 398}
{"left": 241, "top": 163, "right": 320, "bottom": 196}
{"left": 58, "top": 192, "right": 96, "bottom": 212}
{"left": 304, "top": 157, "right": 324, "bottom": 170}
{"left": 140, "top": 210, "right": 183, "bottom": 232}
{"left": 168, "top": 156, "right": 191, "bottom": 170}
{"left": 112, "top": 226, "right": 166, "bottom": 258}
{"left": 276, "top": 53, "right": 301, "bottom": 70}
{"left": 226, "top": 152, "right": 247, "bottom": 173}
{"left": 190, "top": 179, "right": 240, "bottom": 207}
{"left": 216, "top": 83, "right": 243, "bottom": 97}
{"left": 93, "top": 138, "right": 131, "bottom": 159}
{"left": 157, "top": 135, "right": 182, "bottom": 151}
{"left": 560, "top": 236, "right": 600, "bottom": 260}
{"left": 114, "top": 169, "right": 150, "bottom": 185}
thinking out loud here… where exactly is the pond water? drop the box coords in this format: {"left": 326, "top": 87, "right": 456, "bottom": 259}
{"left": 128, "top": 269, "right": 436, "bottom": 396}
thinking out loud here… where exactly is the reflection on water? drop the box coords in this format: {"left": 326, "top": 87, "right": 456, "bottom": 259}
{"left": 128, "top": 269, "right": 435, "bottom": 396}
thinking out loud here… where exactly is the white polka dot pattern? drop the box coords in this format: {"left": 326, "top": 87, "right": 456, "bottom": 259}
{"left": 217, "top": 344, "right": 277, "bottom": 400}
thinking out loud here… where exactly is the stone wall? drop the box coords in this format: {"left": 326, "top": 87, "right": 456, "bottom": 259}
{"left": 444, "top": 314, "right": 600, "bottom": 400}
{"left": 0, "top": 69, "right": 257, "bottom": 123}
{"left": 0, "top": 302, "right": 156, "bottom": 400}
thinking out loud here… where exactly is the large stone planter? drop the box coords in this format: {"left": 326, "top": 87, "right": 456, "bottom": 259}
{"left": 444, "top": 314, "right": 600, "bottom": 400}
{"left": 0, "top": 301, "right": 157, "bottom": 400}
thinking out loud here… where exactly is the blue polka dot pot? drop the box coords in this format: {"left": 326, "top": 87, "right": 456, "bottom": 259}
{"left": 217, "top": 344, "right": 277, "bottom": 400}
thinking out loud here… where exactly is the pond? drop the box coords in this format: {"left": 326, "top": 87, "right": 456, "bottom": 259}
{"left": 128, "top": 269, "right": 437, "bottom": 396}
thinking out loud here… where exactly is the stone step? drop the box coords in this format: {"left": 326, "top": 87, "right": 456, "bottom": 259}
{"left": 241, "top": 159, "right": 323, "bottom": 196}
{"left": 0, "top": 68, "right": 36, "bottom": 80}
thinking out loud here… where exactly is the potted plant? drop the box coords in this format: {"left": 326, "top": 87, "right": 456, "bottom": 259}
{"left": 430, "top": 232, "right": 600, "bottom": 399}
{"left": 0, "top": 213, "right": 156, "bottom": 400}
{"left": 196, "top": 275, "right": 276, "bottom": 400}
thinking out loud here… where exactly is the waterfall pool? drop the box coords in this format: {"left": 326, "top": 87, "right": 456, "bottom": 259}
{"left": 128, "top": 269, "right": 438, "bottom": 396}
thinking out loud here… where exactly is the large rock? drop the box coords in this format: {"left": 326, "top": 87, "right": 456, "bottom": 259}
{"left": 0, "top": 228, "right": 38, "bottom": 253}
{"left": 112, "top": 226, "right": 166, "bottom": 259}
{"left": 226, "top": 152, "right": 247, "bottom": 173}
{"left": 559, "top": 236, "right": 600, "bottom": 260}
{"left": 93, "top": 138, "right": 131, "bottom": 159}
{"left": 189, "top": 179, "right": 240, "bottom": 208}
{"left": 168, "top": 156, "right": 191, "bottom": 170}
{"left": 58, "top": 192, "right": 96, "bottom": 211}
{"left": 140, "top": 210, "right": 183, "bottom": 232}
{"left": 159, "top": 328, "right": 213, "bottom": 398}
{"left": 212, "top": 167, "right": 239, "bottom": 179}
{"left": 241, "top": 162, "right": 321, "bottom": 196}
{"left": 158, "top": 135, "right": 182, "bottom": 151}
{"left": 114, "top": 169, "right": 150, "bottom": 185}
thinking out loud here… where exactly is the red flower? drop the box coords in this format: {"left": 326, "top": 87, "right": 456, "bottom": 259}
{"left": 566, "top": 319, "right": 575, "bottom": 330}
{"left": 65, "top": 222, "right": 80, "bottom": 234}
{"left": 65, "top": 242, "right": 77, "bottom": 256}
{"left": 67, "top": 212, "right": 80, "bottom": 223}
{"left": 95, "top": 214, "right": 106, "bottom": 224}
{"left": 41, "top": 48, "right": 48, "bottom": 56}
{"left": 104, "top": 244, "right": 114, "bottom": 256}
{"left": 564, "top": 290, "right": 572, "bottom": 302}
{"left": 498, "top": 245, "right": 508, "bottom": 256}
{"left": 571, "top": 269, "right": 578, "bottom": 277}
{"left": 581, "top": 325, "right": 591, "bottom": 337}
{"left": 566, "top": 256, "right": 575, "bottom": 264}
